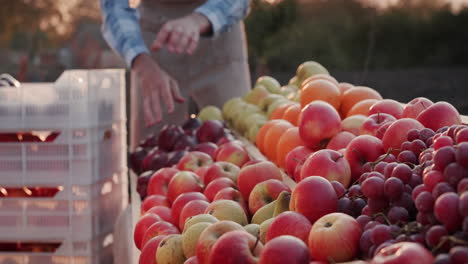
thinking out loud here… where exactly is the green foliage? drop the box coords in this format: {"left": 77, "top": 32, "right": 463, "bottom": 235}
{"left": 245, "top": 0, "right": 468, "bottom": 74}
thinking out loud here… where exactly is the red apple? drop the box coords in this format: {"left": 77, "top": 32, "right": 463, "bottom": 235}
{"left": 417, "top": 101, "right": 462, "bottom": 131}
{"left": 134, "top": 214, "right": 162, "bottom": 250}
{"left": 237, "top": 161, "right": 283, "bottom": 200}
{"left": 248, "top": 179, "right": 291, "bottom": 214}
{"left": 184, "top": 256, "right": 199, "bottom": 264}
{"left": 216, "top": 134, "right": 235, "bottom": 146}
{"left": 290, "top": 176, "right": 337, "bottom": 224}
{"left": 213, "top": 187, "right": 249, "bottom": 217}
{"left": 372, "top": 242, "right": 434, "bottom": 264}
{"left": 308, "top": 213, "right": 362, "bottom": 262}
{"left": 192, "top": 142, "right": 218, "bottom": 159}
{"left": 171, "top": 192, "right": 208, "bottom": 230}
{"left": 368, "top": 99, "right": 404, "bottom": 119}
{"left": 141, "top": 195, "right": 170, "bottom": 214}
{"left": 177, "top": 151, "right": 213, "bottom": 172}
{"left": 402, "top": 97, "right": 433, "bottom": 119}
{"left": 285, "top": 146, "right": 314, "bottom": 177}
{"left": 141, "top": 220, "right": 180, "bottom": 248}
{"left": 341, "top": 115, "right": 367, "bottom": 136}
{"left": 204, "top": 161, "right": 240, "bottom": 185}
{"left": 382, "top": 118, "right": 425, "bottom": 155}
{"left": 265, "top": 211, "right": 312, "bottom": 244}
{"left": 196, "top": 120, "right": 225, "bottom": 143}
{"left": 360, "top": 113, "right": 396, "bottom": 137}
{"left": 145, "top": 206, "right": 175, "bottom": 226}
{"left": 203, "top": 177, "right": 236, "bottom": 202}
{"left": 139, "top": 235, "right": 165, "bottom": 264}
{"left": 215, "top": 141, "right": 251, "bottom": 167}
{"left": 300, "top": 149, "right": 351, "bottom": 187}
{"left": 326, "top": 131, "right": 356, "bottom": 151}
{"left": 208, "top": 230, "right": 263, "bottom": 264}
{"left": 146, "top": 168, "right": 179, "bottom": 197}
{"left": 166, "top": 171, "right": 204, "bottom": 203}
{"left": 196, "top": 220, "right": 244, "bottom": 264}
{"left": 299, "top": 101, "right": 342, "bottom": 150}
{"left": 194, "top": 166, "right": 209, "bottom": 183}
{"left": 259, "top": 235, "right": 310, "bottom": 264}
{"left": 179, "top": 200, "right": 210, "bottom": 230}
{"left": 345, "top": 135, "right": 384, "bottom": 182}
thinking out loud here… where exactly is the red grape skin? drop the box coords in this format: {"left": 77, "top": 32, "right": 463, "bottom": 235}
{"left": 357, "top": 215, "right": 372, "bottom": 229}
{"left": 338, "top": 197, "right": 353, "bottom": 215}
{"left": 432, "top": 182, "right": 455, "bottom": 199}
{"left": 410, "top": 139, "right": 426, "bottom": 156}
{"left": 407, "top": 129, "right": 420, "bottom": 142}
{"left": 384, "top": 163, "right": 398, "bottom": 179}
{"left": 434, "top": 136, "right": 454, "bottom": 150}
{"left": 374, "top": 162, "right": 388, "bottom": 175}
{"left": 455, "top": 142, "right": 468, "bottom": 168}
{"left": 435, "top": 192, "right": 463, "bottom": 232}
{"left": 368, "top": 198, "right": 389, "bottom": 213}
{"left": 397, "top": 150, "right": 418, "bottom": 164}
{"left": 433, "top": 146, "right": 456, "bottom": 171}
{"left": 415, "top": 191, "right": 435, "bottom": 213}
{"left": 408, "top": 173, "right": 423, "bottom": 188}
{"left": 349, "top": 184, "right": 363, "bottom": 197}
{"left": 420, "top": 128, "right": 435, "bottom": 142}
{"left": 449, "top": 246, "right": 468, "bottom": 264}
{"left": 459, "top": 192, "right": 468, "bottom": 218}
{"left": 330, "top": 180, "right": 346, "bottom": 197}
{"left": 362, "top": 177, "right": 385, "bottom": 199}
{"left": 443, "top": 162, "right": 468, "bottom": 187}
{"left": 391, "top": 164, "right": 412, "bottom": 184}
{"left": 370, "top": 224, "right": 392, "bottom": 246}
{"left": 458, "top": 178, "right": 468, "bottom": 194}
{"left": 417, "top": 212, "right": 437, "bottom": 226}
{"left": 455, "top": 128, "right": 468, "bottom": 144}
{"left": 387, "top": 206, "right": 409, "bottom": 224}
{"left": 384, "top": 177, "right": 404, "bottom": 201}
{"left": 360, "top": 230, "right": 373, "bottom": 258}
{"left": 433, "top": 254, "right": 451, "bottom": 264}
{"left": 425, "top": 225, "right": 449, "bottom": 248}
{"left": 423, "top": 170, "right": 444, "bottom": 192}
{"left": 412, "top": 184, "right": 428, "bottom": 201}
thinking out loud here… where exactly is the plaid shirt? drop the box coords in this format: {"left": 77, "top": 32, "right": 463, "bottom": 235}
{"left": 100, "top": 0, "right": 250, "bottom": 67}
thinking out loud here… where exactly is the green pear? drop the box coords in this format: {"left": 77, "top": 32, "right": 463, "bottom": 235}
{"left": 206, "top": 200, "right": 249, "bottom": 226}
{"left": 225, "top": 100, "right": 248, "bottom": 125}
{"left": 198, "top": 105, "right": 223, "bottom": 121}
{"left": 255, "top": 76, "right": 281, "bottom": 94}
{"left": 296, "top": 61, "right": 329, "bottom": 83}
{"left": 156, "top": 234, "right": 186, "bottom": 264}
{"left": 244, "top": 223, "right": 260, "bottom": 238}
{"left": 289, "top": 76, "right": 300, "bottom": 87}
{"left": 244, "top": 84, "right": 270, "bottom": 104}
{"left": 182, "top": 222, "right": 212, "bottom": 258}
{"left": 259, "top": 218, "right": 274, "bottom": 244}
{"left": 251, "top": 200, "right": 277, "bottom": 225}
{"left": 279, "top": 85, "right": 298, "bottom": 97}
{"left": 232, "top": 104, "right": 262, "bottom": 132}
{"left": 247, "top": 119, "right": 267, "bottom": 143}
{"left": 222, "top": 97, "right": 244, "bottom": 120}
{"left": 258, "top": 94, "right": 285, "bottom": 113}
{"left": 183, "top": 214, "right": 218, "bottom": 233}
{"left": 266, "top": 99, "right": 292, "bottom": 118}
{"left": 239, "top": 113, "right": 267, "bottom": 136}
{"left": 273, "top": 191, "right": 291, "bottom": 217}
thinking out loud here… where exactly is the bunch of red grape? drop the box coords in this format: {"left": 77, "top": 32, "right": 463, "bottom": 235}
{"left": 341, "top": 124, "right": 468, "bottom": 261}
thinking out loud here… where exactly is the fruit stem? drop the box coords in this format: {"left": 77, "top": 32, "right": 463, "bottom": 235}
{"left": 368, "top": 148, "right": 393, "bottom": 169}
{"left": 252, "top": 234, "right": 260, "bottom": 252}
{"left": 372, "top": 212, "right": 392, "bottom": 226}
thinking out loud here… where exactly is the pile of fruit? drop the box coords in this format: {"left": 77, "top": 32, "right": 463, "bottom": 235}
{"left": 130, "top": 61, "right": 468, "bottom": 264}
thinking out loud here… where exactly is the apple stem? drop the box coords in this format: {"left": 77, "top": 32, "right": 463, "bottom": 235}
{"left": 292, "top": 157, "right": 305, "bottom": 165}
{"left": 252, "top": 234, "right": 261, "bottom": 252}
{"left": 351, "top": 148, "right": 367, "bottom": 165}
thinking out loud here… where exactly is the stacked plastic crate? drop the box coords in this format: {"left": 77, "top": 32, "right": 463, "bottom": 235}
{"left": 0, "top": 70, "right": 127, "bottom": 264}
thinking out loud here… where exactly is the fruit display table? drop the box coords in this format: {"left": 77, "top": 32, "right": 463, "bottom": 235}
{"left": 124, "top": 61, "right": 468, "bottom": 264}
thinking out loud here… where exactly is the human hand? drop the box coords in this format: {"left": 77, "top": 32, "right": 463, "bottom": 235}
{"left": 151, "top": 13, "right": 211, "bottom": 55}
{"left": 132, "top": 53, "right": 185, "bottom": 126}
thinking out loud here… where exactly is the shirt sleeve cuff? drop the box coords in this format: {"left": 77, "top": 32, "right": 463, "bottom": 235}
{"left": 124, "top": 45, "right": 150, "bottom": 68}
{"left": 194, "top": 7, "right": 224, "bottom": 37}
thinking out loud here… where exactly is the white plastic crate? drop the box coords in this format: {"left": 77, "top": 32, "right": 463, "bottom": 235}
{"left": 0, "top": 69, "right": 126, "bottom": 131}
{"left": 0, "top": 232, "right": 114, "bottom": 264}
{"left": 0, "top": 122, "right": 126, "bottom": 186}
{"left": 0, "top": 171, "right": 127, "bottom": 241}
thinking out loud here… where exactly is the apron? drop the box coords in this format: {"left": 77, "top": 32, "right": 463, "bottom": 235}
{"left": 130, "top": 0, "right": 251, "bottom": 150}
